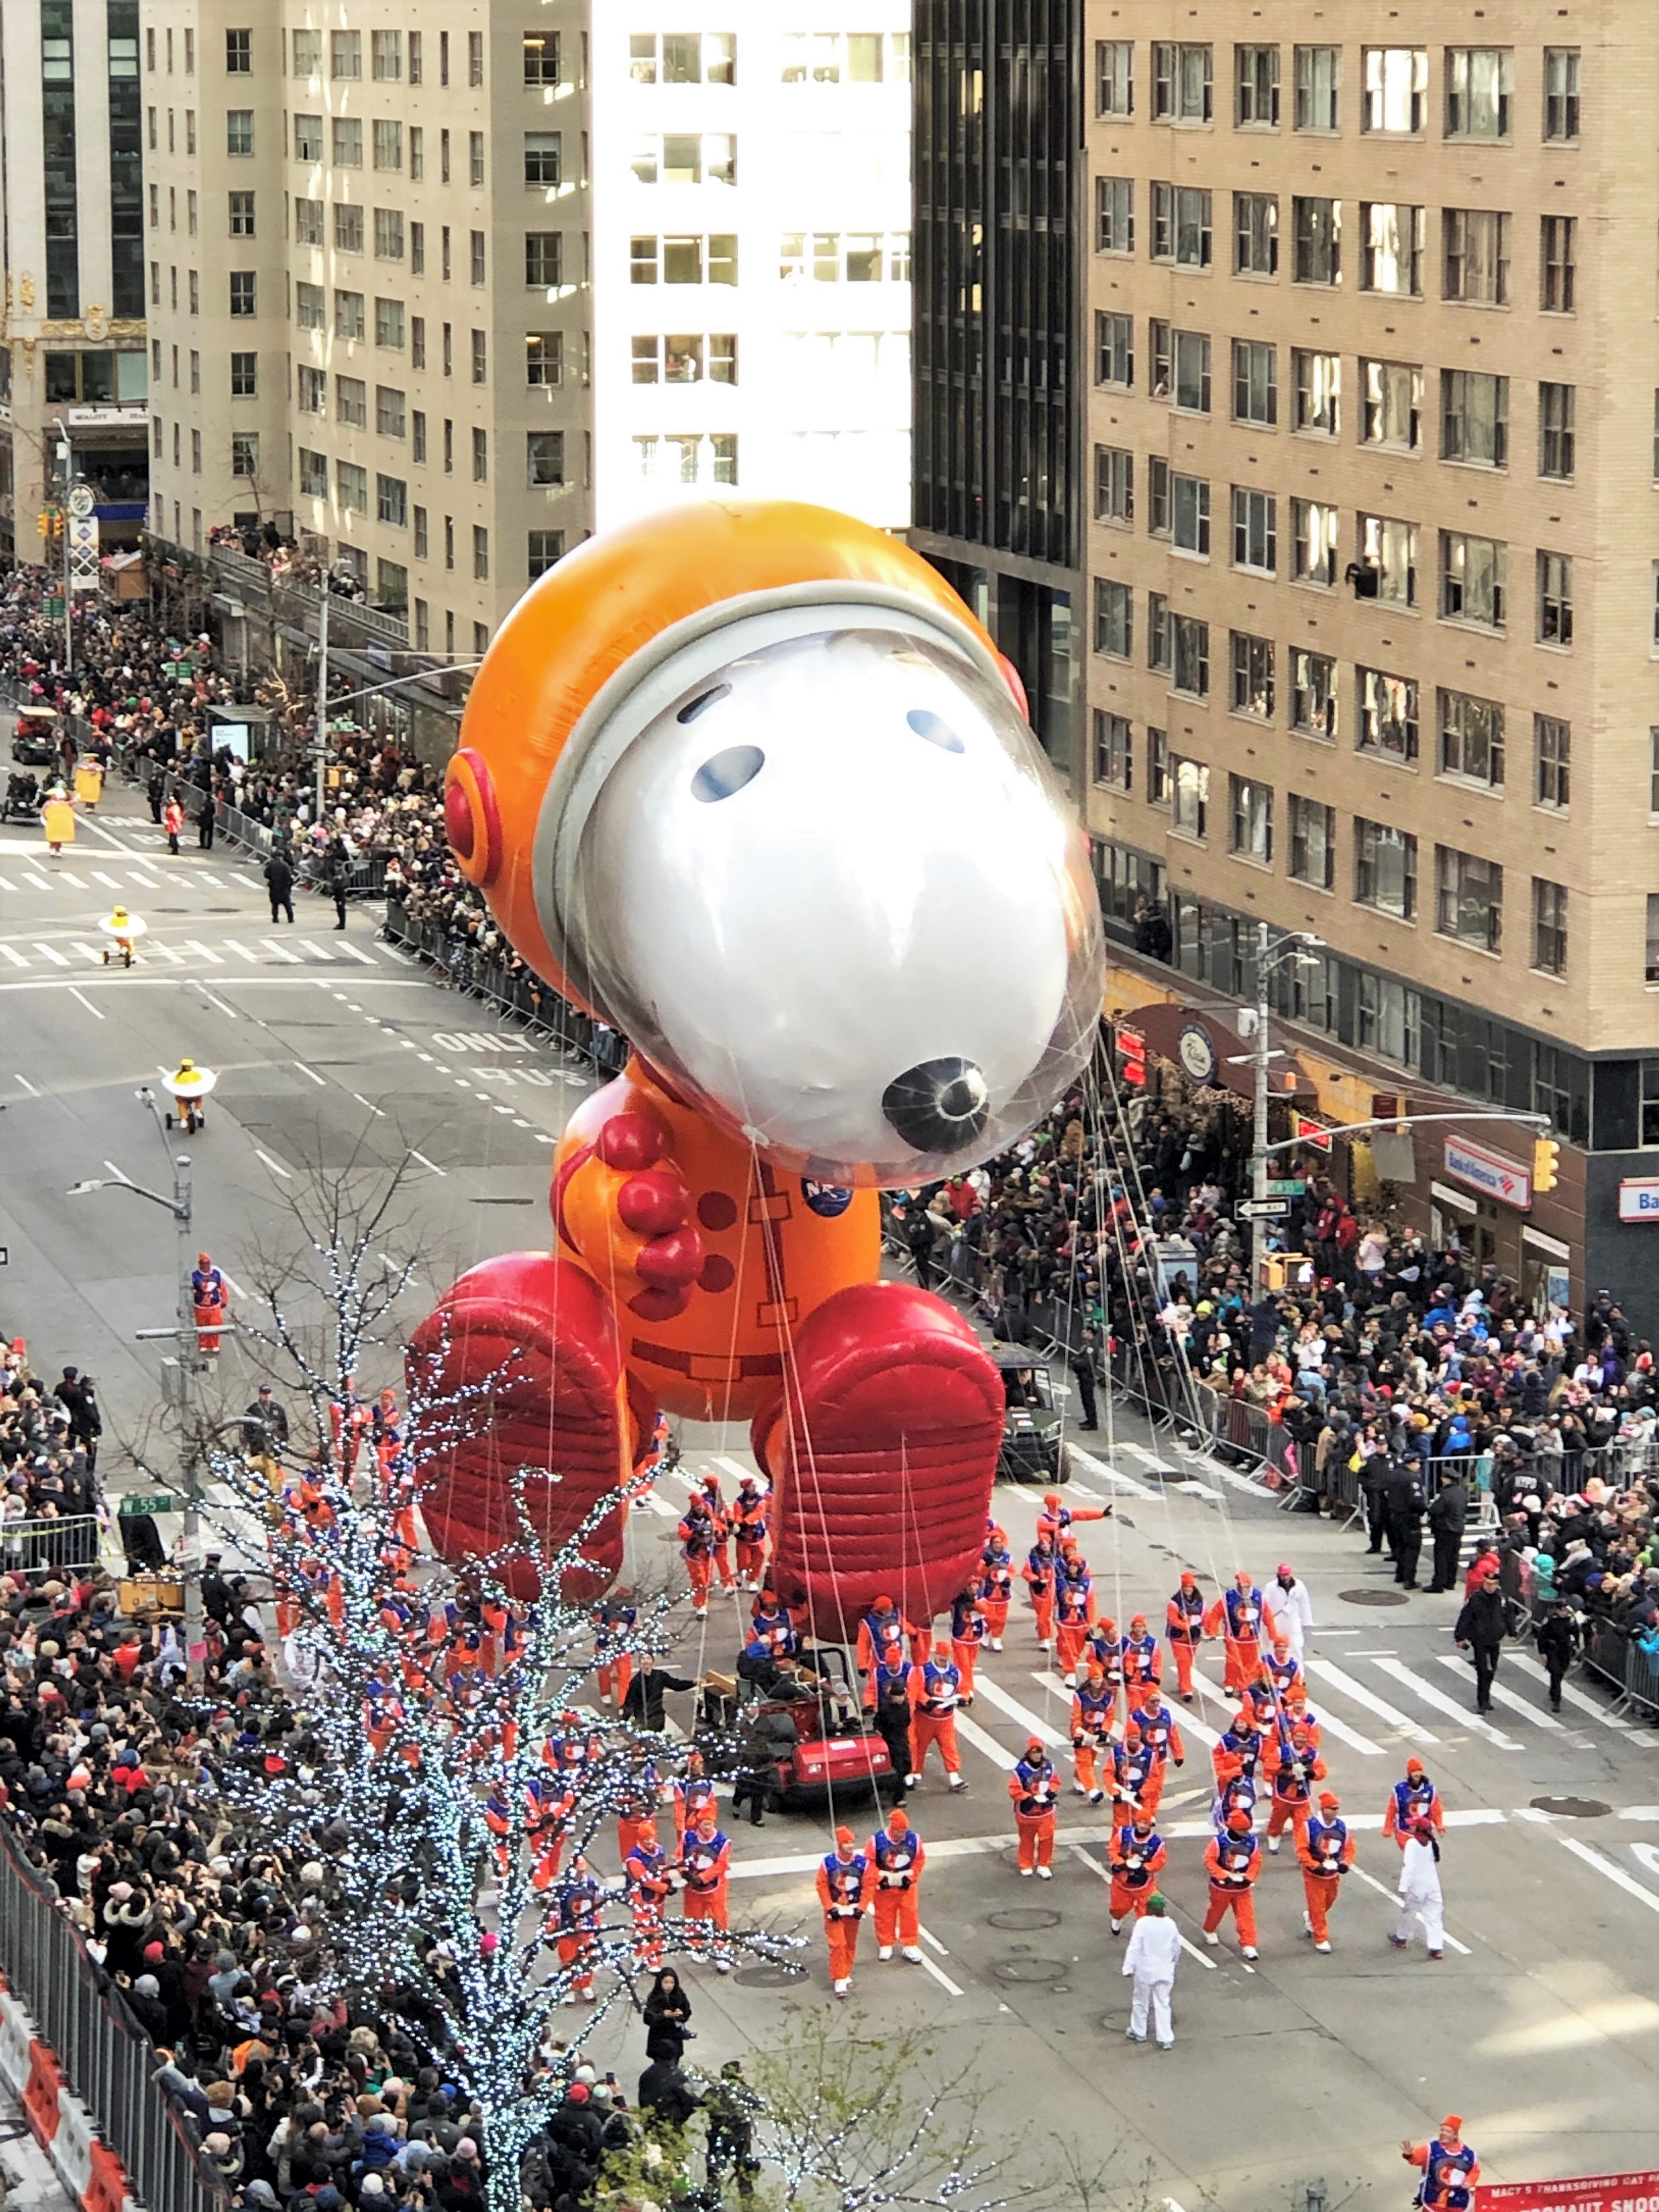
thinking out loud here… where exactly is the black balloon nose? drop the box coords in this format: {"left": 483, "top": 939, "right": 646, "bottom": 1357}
{"left": 882, "top": 1057, "right": 991, "bottom": 1153}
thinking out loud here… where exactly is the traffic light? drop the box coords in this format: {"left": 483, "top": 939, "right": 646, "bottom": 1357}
{"left": 1118, "top": 1025, "right": 1147, "bottom": 1088}
{"left": 37, "top": 506, "right": 62, "bottom": 543}
{"left": 1533, "top": 1136, "right": 1561, "bottom": 1194}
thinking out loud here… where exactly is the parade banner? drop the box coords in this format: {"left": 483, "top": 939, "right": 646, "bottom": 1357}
{"left": 1480, "top": 2172, "right": 1659, "bottom": 2212}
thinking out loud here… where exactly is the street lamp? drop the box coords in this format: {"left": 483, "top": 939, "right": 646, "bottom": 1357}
{"left": 67, "top": 1086, "right": 208, "bottom": 1676}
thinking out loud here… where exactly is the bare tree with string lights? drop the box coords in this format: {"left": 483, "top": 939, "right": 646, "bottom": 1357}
{"left": 182, "top": 1152, "right": 797, "bottom": 2212}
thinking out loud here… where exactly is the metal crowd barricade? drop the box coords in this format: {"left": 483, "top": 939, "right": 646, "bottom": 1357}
{"left": 380, "top": 899, "right": 625, "bottom": 1077}
{"left": 0, "top": 1826, "right": 227, "bottom": 2212}
{"left": 1, "top": 1513, "right": 101, "bottom": 1577}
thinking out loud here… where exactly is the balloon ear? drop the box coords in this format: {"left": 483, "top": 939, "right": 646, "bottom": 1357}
{"left": 444, "top": 748, "right": 503, "bottom": 888}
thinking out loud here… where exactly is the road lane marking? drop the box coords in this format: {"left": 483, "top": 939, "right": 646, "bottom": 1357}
{"left": 1069, "top": 1445, "right": 1158, "bottom": 1500}
{"left": 0, "top": 946, "right": 25, "bottom": 967}
{"left": 261, "top": 938, "right": 301, "bottom": 963}
{"left": 92, "top": 871, "right": 121, "bottom": 889}
{"left": 197, "top": 873, "right": 222, "bottom": 887}
{"left": 1551, "top": 1676, "right": 1639, "bottom": 1733}
{"left": 198, "top": 988, "right": 238, "bottom": 1019}
{"left": 221, "top": 939, "right": 256, "bottom": 961}
{"left": 183, "top": 940, "right": 223, "bottom": 964}
{"left": 70, "top": 942, "right": 103, "bottom": 963}
{"left": 254, "top": 1148, "right": 294, "bottom": 1179}
{"left": 24, "top": 872, "right": 51, "bottom": 890}
{"left": 410, "top": 1149, "right": 447, "bottom": 1177}
{"left": 1435, "top": 1655, "right": 1564, "bottom": 1731}
{"left": 126, "top": 870, "right": 161, "bottom": 887}
{"left": 918, "top": 1953, "right": 964, "bottom": 1999}
{"left": 69, "top": 988, "right": 104, "bottom": 1019}
{"left": 972, "top": 1673, "right": 1068, "bottom": 1749}
{"left": 1553, "top": 1836, "right": 1659, "bottom": 1915}
{"left": 296, "top": 939, "right": 334, "bottom": 961}
{"left": 14, "top": 1074, "right": 38, "bottom": 1093}
{"left": 1306, "top": 1659, "right": 1438, "bottom": 1745}
{"left": 954, "top": 1712, "right": 1015, "bottom": 1771}
{"left": 292, "top": 1060, "right": 326, "bottom": 1086}
{"left": 336, "top": 940, "right": 375, "bottom": 963}
{"left": 1370, "top": 1657, "right": 1520, "bottom": 1751}
{"left": 351, "top": 1093, "right": 386, "bottom": 1116}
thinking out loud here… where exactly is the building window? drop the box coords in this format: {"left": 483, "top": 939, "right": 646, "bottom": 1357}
{"left": 1443, "top": 208, "right": 1511, "bottom": 305}
{"left": 473, "top": 524, "right": 489, "bottom": 579}
{"left": 1357, "top": 514, "right": 1418, "bottom": 606}
{"left": 1650, "top": 729, "right": 1659, "bottom": 816}
{"left": 1290, "top": 649, "right": 1338, "bottom": 740}
{"left": 1537, "top": 550, "right": 1573, "bottom": 646}
{"left": 375, "top": 208, "right": 404, "bottom": 261}
{"left": 1537, "top": 382, "right": 1575, "bottom": 479}
{"left": 1293, "top": 198, "right": 1341, "bottom": 285}
{"left": 1529, "top": 879, "right": 1568, "bottom": 977}
{"left": 188, "top": 270, "right": 199, "bottom": 313}
{"left": 469, "top": 31, "right": 483, "bottom": 87}
{"left": 411, "top": 410, "right": 426, "bottom": 459}
{"left": 1152, "top": 42, "right": 1213, "bottom": 122}
{"left": 294, "top": 114, "right": 323, "bottom": 162}
{"left": 296, "top": 280, "right": 325, "bottom": 329}
{"left": 1171, "top": 616, "right": 1210, "bottom": 699}
{"left": 1093, "top": 444, "right": 1133, "bottom": 524}
{"left": 529, "top": 529, "right": 565, "bottom": 580}
{"left": 470, "top": 230, "right": 486, "bottom": 284}
{"left": 1541, "top": 215, "right": 1577, "bottom": 313}
{"left": 526, "top": 233, "right": 563, "bottom": 289}
{"left": 523, "top": 31, "right": 560, "bottom": 86}
{"left": 633, "top": 433, "right": 738, "bottom": 487}
{"left": 1096, "top": 177, "right": 1133, "bottom": 256}
{"left": 335, "top": 289, "right": 365, "bottom": 339}
{"left": 229, "top": 271, "right": 256, "bottom": 317}
{"left": 335, "top": 375, "right": 366, "bottom": 427}
{"left": 1148, "top": 592, "right": 1170, "bottom": 673}
{"left": 337, "top": 460, "right": 368, "bottom": 512}
{"left": 1294, "top": 45, "right": 1339, "bottom": 131}
{"left": 335, "top": 204, "right": 365, "bottom": 253}
{"left": 1229, "top": 775, "right": 1274, "bottom": 862}
{"left": 375, "top": 297, "right": 405, "bottom": 348}
{"left": 298, "top": 448, "right": 328, "bottom": 498}
{"left": 1094, "top": 311, "right": 1133, "bottom": 389}
{"left": 1543, "top": 48, "right": 1579, "bottom": 141}
{"left": 526, "top": 132, "right": 562, "bottom": 187}
{"left": 1232, "top": 338, "right": 1277, "bottom": 425}
{"left": 1355, "top": 819, "right": 1418, "bottom": 918}
{"left": 411, "top": 222, "right": 425, "bottom": 274}
{"left": 1647, "top": 898, "right": 1659, "bottom": 985}
{"left": 1229, "top": 634, "right": 1275, "bottom": 719}
{"left": 1359, "top": 203, "right": 1423, "bottom": 295}
{"left": 373, "top": 120, "right": 403, "bottom": 172}
{"left": 1152, "top": 183, "right": 1211, "bottom": 268}
{"left": 1147, "top": 727, "right": 1169, "bottom": 804}
{"left": 1441, "top": 369, "right": 1508, "bottom": 467}
{"left": 1357, "top": 975, "right": 1420, "bottom": 1065}
{"left": 471, "top": 330, "right": 487, "bottom": 383}
{"left": 297, "top": 365, "right": 326, "bottom": 414}
{"left": 527, "top": 430, "right": 565, "bottom": 486}
{"left": 226, "top": 109, "right": 253, "bottom": 156}
{"left": 1152, "top": 325, "right": 1211, "bottom": 413}
{"left": 1231, "top": 487, "right": 1276, "bottom": 574}
{"left": 1293, "top": 349, "right": 1340, "bottom": 435}
{"left": 1288, "top": 795, "right": 1334, "bottom": 888}
{"left": 1446, "top": 48, "right": 1512, "bottom": 138}
{"left": 526, "top": 332, "right": 563, "bottom": 388}
{"left": 1534, "top": 715, "right": 1570, "bottom": 810}
{"left": 1097, "top": 40, "right": 1132, "bottom": 118}
{"left": 1235, "top": 44, "right": 1280, "bottom": 126}
{"left": 375, "top": 385, "right": 405, "bottom": 437}
{"left": 471, "top": 427, "right": 488, "bottom": 482}
{"left": 1360, "top": 358, "right": 1422, "bottom": 450}
{"left": 371, "top": 29, "right": 401, "bottom": 81}
{"left": 1233, "top": 193, "right": 1278, "bottom": 276}
{"left": 188, "top": 427, "right": 201, "bottom": 473}
{"left": 1644, "top": 1060, "right": 1659, "bottom": 1147}
{"left": 1148, "top": 461, "right": 1210, "bottom": 552}
{"left": 1440, "top": 531, "right": 1506, "bottom": 628}
{"left": 376, "top": 473, "right": 407, "bottom": 526}
{"left": 1361, "top": 48, "right": 1427, "bottom": 133}
{"left": 1172, "top": 757, "right": 1210, "bottom": 838}
{"left": 469, "top": 131, "right": 486, "bottom": 188}
{"left": 1092, "top": 711, "right": 1132, "bottom": 789}
{"left": 1092, "top": 577, "right": 1132, "bottom": 659}
{"left": 222, "top": 190, "right": 253, "bottom": 238}
{"left": 332, "top": 116, "right": 363, "bottom": 168}
{"left": 1436, "top": 847, "right": 1503, "bottom": 952}
{"left": 1289, "top": 498, "right": 1338, "bottom": 586}
{"left": 1357, "top": 668, "right": 1419, "bottom": 761}
{"left": 229, "top": 350, "right": 257, "bottom": 397}
{"left": 331, "top": 29, "right": 360, "bottom": 78}
{"left": 1438, "top": 689, "right": 1505, "bottom": 789}
{"left": 292, "top": 31, "right": 320, "bottom": 77}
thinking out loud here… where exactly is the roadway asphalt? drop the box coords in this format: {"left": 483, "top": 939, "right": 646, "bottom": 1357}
{"left": 3, "top": 769, "right": 1657, "bottom": 2211}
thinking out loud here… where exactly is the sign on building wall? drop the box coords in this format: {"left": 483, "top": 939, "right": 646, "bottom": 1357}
{"left": 1617, "top": 1178, "right": 1659, "bottom": 1223}
{"left": 1442, "top": 1133, "right": 1532, "bottom": 1210}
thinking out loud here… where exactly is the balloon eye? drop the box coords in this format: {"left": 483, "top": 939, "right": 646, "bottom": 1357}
{"left": 691, "top": 745, "right": 764, "bottom": 803}
{"left": 677, "top": 683, "right": 732, "bottom": 725}
{"left": 907, "top": 708, "right": 964, "bottom": 754}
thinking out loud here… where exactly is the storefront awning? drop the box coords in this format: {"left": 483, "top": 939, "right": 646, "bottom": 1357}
{"left": 1121, "top": 1002, "right": 1319, "bottom": 1108}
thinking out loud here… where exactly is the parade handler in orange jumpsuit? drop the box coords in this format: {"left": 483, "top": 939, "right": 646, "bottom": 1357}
{"left": 870, "top": 1807, "right": 926, "bottom": 1963}
{"left": 818, "top": 1826, "right": 876, "bottom": 1997}
{"left": 1008, "top": 1738, "right": 1060, "bottom": 1877}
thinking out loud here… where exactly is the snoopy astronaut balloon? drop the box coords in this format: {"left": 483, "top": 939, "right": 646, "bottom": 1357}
{"left": 411, "top": 499, "right": 1106, "bottom": 1630}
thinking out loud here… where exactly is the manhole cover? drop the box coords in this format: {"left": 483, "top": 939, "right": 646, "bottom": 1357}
{"left": 207, "top": 907, "right": 239, "bottom": 915}
{"left": 732, "top": 1961, "right": 806, "bottom": 1989}
{"left": 990, "top": 1956, "right": 1067, "bottom": 1986}
{"left": 1339, "top": 1588, "right": 1410, "bottom": 1606}
{"left": 986, "top": 1908, "right": 1062, "bottom": 1932}
{"left": 1530, "top": 1796, "right": 1611, "bottom": 1819}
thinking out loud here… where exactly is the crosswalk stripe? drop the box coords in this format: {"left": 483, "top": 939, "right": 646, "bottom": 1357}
{"left": 0, "top": 945, "right": 26, "bottom": 967}
{"left": 0, "top": 874, "right": 14, "bottom": 891}
{"left": 221, "top": 939, "right": 255, "bottom": 961}
{"left": 198, "top": 872, "right": 222, "bottom": 886}
{"left": 1306, "top": 1658, "right": 1438, "bottom": 1745}
{"left": 31, "top": 941, "right": 68, "bottom": 967}
{"left": 296, "top": 938, "right": 334, "bottom": 961}
{"left": 971, "top": 1673, "right": 1066, "bottom": 1749}
{"left": 127, "top": 870, "right": 161, "bottom": 887}
{"left": 24, "top": 872, "right": 51, "bottom": 890}
{"left": 147, "top": 940, "right": 183, "bottom": 964}
{"left": 1369, "top": 1656, "right": 1521, "bottom": 1751}
{"left": 1068, "top": 1445, "right": 1158, "bottom": 1500}
{"left": 1551, "top": 1674, "right": 1639, "bottom": 1733}
{"left": 91, "top": 871, "right": 121, "bottom": 889}
{"left": 183, "top": 939, "right": 224, "bottom": 964}
{"left": 261, "top": 937, "right": 301, "bottom": 963}
{"left": 1435, "top": 1654, "right": 1564, "bottom": 1731}
{"left": 953, "top": 1711, "right": 1015, "bottom": 1771}
{"left": 1183, "top": 1662, "right": 1386, "bottom": 1759}
{"left": 58, "top": 870, "right": 84, "bottom": 886}
{"left": 1555, "top": 1836, "right": 1659, "bottom": 1914}
{"left": 336, "top": 940, "right": 376, "bottom": 963}
{"left": 232, "top": 873, "right": 257, "bottom": 890}
{"left": 71, "top": 941, "right": 103, "bottom": 964}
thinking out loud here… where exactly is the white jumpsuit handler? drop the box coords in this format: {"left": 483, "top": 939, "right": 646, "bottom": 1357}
{"left": 1122, "top": 1893, "right": 1182, "bottom": 2048}
{"left": 1392, "top": 1827, "right": 1446, "bottom": 1959}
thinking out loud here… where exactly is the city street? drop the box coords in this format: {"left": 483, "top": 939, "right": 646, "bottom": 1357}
{"left": 4, "top": 773, "right": 1658, "bottom": 2211}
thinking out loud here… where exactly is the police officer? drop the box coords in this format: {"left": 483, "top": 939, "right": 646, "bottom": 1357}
{"left": 1068, "top": 1328, "right": 1100, "bottom": 1431}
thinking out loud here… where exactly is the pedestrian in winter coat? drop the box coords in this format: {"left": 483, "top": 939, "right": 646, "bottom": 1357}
{"left": 1533, "top": 1600, "right": 1578, "bottom": 1713}
{"left": 1453, "top": 1572, "right": 1507, "bottom": 1713}
{"left": 264, "top": 852, "right": 296, "bottom": 924}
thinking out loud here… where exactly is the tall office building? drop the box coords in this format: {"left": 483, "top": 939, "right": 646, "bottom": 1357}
{"left": 910, "top": 0, "right": 1083, "bottom": 768}
{"left": 0, "top": 0, "right": 151, "bottom": 556}
{"left": 139, "top": 1, "right": 913, "bottom": 656}
{"left": 1075, "top": 14, "right": 1659, "bottom": 1310}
